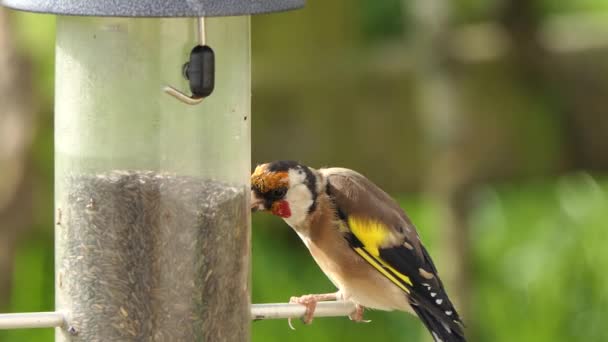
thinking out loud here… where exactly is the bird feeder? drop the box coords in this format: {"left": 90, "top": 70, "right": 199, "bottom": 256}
{"left": 0, "top": 0, "right": 304, "bottom": 341}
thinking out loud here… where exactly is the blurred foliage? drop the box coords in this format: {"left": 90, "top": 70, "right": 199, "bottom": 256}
{"left": 357, "top": 0, "right": 404, "bottom": 42}
{"left": 454, "top": 0, "right": 608, "bottom": 22}
{"left": 2, "top": 0, "right": 608, "bottom": 341}
{"left": 470, "top": 174, "right": 608, "bottom": 342}
{"left": 0, "top": 238, "right": 54, "bottom": 341}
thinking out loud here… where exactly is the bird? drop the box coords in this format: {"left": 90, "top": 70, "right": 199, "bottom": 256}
{"left": 250, "top": 160, "right": 466, "bottom": 342}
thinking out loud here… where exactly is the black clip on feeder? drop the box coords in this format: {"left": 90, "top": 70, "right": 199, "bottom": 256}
{"left": 164, "top": 17, "right": 215, "bottom": 105}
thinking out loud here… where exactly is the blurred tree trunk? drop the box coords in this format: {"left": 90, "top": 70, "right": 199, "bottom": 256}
{"left": 498, "top": 0, "right": 608, "bottom": 172}
{"left": 403, "top": 0, "right": 474, "bottom": 323}
{"left": 0, "top": 8, "right": 35, "bottom": 310}
{"left": 497, "top": 0, "right": 608, "bottom": 172}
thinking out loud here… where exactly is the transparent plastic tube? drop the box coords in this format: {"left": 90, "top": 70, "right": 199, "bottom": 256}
{"left": 54, "top": 16, "right": 250, "bottom": 341}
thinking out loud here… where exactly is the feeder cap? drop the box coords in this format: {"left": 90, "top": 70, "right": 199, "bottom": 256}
{"left": 1, "top": 0, "right": 304, "bottom": 17}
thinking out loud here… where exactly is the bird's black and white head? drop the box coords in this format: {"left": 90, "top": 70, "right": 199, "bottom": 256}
{"left": 250, "top": 160, "right": 323, "bottom": 227}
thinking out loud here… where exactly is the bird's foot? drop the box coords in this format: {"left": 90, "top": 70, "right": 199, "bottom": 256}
{"left": 288, "top": 294, "right": 318, "bottom": 329}
{"left": 287, "top": 292, "right": 339, "bottom": 330}
{"left": 349, "top": 304, "right": 371, "bottom": 323}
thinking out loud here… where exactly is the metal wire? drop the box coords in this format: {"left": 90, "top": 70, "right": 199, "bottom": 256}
{"left": 198, "top": 17, "right": 206, "bottom": 46}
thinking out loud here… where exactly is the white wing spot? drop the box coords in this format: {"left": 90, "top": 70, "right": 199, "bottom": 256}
{"left": 446, "top": 310, "right": 453, "bottom": 316}
{"left": 431, "top": 292, "right": 437, "bottom": 297}
{"left": 436, "top": 299, "right": 443, "bottom": 305}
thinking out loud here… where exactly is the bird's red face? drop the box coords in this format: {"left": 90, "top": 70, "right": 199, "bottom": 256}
{"left": 251, "top": 161, "right": 318, "bottom": 225}
{"left": 270, "top": 200, "right": 292, "bottom": 218}
{"left": 250, "top": 163, "right": 292, "bottom": 218}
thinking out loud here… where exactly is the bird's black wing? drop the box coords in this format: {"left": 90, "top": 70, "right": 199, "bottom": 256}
{"left": 321, "top": 168, "right": 465, "bottom": 342}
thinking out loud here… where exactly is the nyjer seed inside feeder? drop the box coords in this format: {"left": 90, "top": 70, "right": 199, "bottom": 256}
{"left": 55, "top": 16, "right": 249, "bottom": 342}
{"left": 0, "top": 0, "right": 304, "bottom": 340}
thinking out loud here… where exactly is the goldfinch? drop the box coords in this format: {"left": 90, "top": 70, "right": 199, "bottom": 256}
{"left": 251, "top": 161, "right": 465, "bottom": 342}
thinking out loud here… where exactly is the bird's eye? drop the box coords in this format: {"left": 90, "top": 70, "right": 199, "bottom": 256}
{"left": 271, "top": 188, "right": 287, "bottom": 199}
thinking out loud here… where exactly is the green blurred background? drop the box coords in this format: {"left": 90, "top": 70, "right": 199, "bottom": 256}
{"left": 1, "top": 0, "right": 608, "bottom": 341}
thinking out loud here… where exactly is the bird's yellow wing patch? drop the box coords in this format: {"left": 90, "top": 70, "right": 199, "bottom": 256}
{"left": 348, "top": 217, "right": 413, "bottom": 289}
{"left": 347, "top": 217, "right": 388, "bottom": 256}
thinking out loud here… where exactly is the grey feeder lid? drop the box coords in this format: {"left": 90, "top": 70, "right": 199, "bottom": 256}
{"left": 1, "top": 0, "right": 305, "bottom": 17}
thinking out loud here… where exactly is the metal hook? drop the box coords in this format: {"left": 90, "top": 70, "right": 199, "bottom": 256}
{"left": 163, "top": 17, "right": 212, "bottom": 105}
{"left": 162, "top": 85, "right": 204, "bottom": 105}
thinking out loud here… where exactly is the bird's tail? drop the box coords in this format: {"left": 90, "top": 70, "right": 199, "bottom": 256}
{"left": 410, "top": 304, "right": 466, "bottom": 342}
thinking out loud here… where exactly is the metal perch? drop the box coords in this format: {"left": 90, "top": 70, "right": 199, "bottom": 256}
{"left": 0, "top": 301, "right": 357, "bottom": 329}
{"left": 251, "top": 301, "right": 357, "bottom": 320}
{"left": 0, "top": 312, "right": 66, "bottom": 329}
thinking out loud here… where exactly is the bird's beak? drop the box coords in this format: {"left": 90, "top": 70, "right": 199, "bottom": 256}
{"left": 250, "top": 191, "right": 266, "bottom": 212}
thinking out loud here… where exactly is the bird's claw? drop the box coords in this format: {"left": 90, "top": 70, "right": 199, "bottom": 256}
{"left": 288, "top": 295, "right": 319, "bottom": 329}
{"left": 288, "top": 318, "right": 296, "bottom": 331}
{"left": 349, "top": 304, "right": 371, "bottom": 323}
